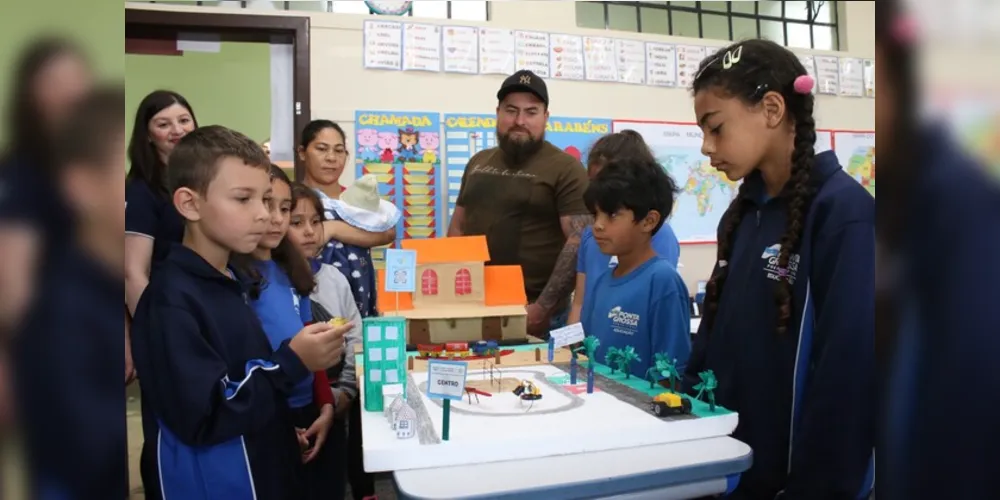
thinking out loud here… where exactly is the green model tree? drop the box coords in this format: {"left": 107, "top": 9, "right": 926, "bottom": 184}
{"left": 693, "top": 369, "right": 718, "bottom": 411}
{"left": 604, "top": 346, "right": 622, "bottom": 374}
{"left": 662, "top": 357, "right": 682, "bottom": 393}
{"left": 615, "top": 346, "right": 641, "bottom": 379}
{"left": 574, "top": 336, "right": 601, "bottom": 371}
{"left": 645, "top": 353, "right": 675, "bottom": 389}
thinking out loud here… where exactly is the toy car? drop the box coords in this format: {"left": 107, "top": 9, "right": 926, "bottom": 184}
{"left": 650, "top": 392, "right": 692, "bottom": 417}
{"left": 512, "top": 380, "right": 542, "bottom": 401}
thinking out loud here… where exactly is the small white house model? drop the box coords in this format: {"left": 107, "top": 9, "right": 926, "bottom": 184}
{"left": 394, "top": 404, "right": 417, "bottom": 439}
{"left": 386, "top": 395, "right": 406, "bottom": 427}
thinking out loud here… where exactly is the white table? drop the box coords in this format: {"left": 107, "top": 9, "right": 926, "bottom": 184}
{"left": 393, "top": 436, "right": 752, "bottom": 500}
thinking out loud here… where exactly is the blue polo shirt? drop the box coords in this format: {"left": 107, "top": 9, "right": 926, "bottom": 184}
{"left": 581, "top": 256, "right": 691, "bottom": 379}
{"left": 577, "top": 224, "right": 680, "bottom": 305}
{"left": 125, "top": 177, "right": 185, "bottom": 265}
{"left": 250, "top": 259, "right": 315, "bottom": 409}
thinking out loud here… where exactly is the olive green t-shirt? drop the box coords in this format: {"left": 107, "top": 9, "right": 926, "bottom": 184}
{"left": 456, "top": 141, "right": 589, "bottom": 303}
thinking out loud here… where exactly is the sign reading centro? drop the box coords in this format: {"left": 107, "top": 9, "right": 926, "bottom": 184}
{"left": 426, "top": 359, "right": 468, "bottom": 401}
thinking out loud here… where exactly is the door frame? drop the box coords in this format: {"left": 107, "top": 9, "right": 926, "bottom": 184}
{"left": 125, "top": 7, "right": 311, "bottom": 178}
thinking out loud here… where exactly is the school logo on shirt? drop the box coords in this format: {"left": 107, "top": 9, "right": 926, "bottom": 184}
{"left": 607, "top": 306, "right": 640, "bottom": 336}
{"left": 761, "top": 243, "right": 800, "bottom": 284}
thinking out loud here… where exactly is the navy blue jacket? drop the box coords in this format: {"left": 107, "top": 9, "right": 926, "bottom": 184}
{"left": 14, "top": 245, "right": 126, "bottom": 499}
{"left": 131, "top": 243, "right": 309, "bottom": 500}
{"left": 882, "top": 126, "right": 1000, "bottom": 500}
{"left": 684, "top": 151, "right": 875, "bottom": 499}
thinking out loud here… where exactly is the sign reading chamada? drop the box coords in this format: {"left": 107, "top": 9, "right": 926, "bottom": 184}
{"left": 426, "top": 359, "right": 468, "bottom": 401}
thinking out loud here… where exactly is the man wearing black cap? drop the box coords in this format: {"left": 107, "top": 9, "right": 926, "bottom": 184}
{"left": 447, "top": 70, "right": 592, "bottom": 338}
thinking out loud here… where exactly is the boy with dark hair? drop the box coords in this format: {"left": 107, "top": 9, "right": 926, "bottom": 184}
{"left": 580, "top": 158, "right": 691, "bottom": 380}
{"left": 131, "top": 125, "right": 351, "bottom": 500}
{"left": 15, "top": 85, "right": 129, "bottom": 499}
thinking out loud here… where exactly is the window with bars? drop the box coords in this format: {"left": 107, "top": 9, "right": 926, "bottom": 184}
{"left": 576, "top": 1, "right": 839, "bottom": 51}
{"left": 421, "top": 269, "right": 439, "bottom": 296}
{"left": 454, "top": 268, "right": 472, "bottom": 296}
{"left": 128, "top": 1, "right": 490, "bottom": 21}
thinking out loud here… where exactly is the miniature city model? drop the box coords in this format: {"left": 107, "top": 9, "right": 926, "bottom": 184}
{"left": 358, "top": 335, "right": 739, "bottom": 472}
{"left": 376, "top": 236, "right": 529, "bottom": 346}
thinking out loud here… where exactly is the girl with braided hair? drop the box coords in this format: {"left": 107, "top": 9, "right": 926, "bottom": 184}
{"left": 876, "top": 1, "right": 1000, "bottom": 499}
{"left": 682, "top": 39, "right": 875, "bottom": 499}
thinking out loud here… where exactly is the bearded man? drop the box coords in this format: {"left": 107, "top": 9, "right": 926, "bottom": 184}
{"left": 448, "top": 70, "right": 592, "bottom": 338}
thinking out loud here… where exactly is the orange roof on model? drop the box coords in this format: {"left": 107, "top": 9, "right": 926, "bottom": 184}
{"left": 401, "top": 235, "right": 491, "bottom": 265}
{"left": 376, "top": 237, "right": 528, "bottom": 312}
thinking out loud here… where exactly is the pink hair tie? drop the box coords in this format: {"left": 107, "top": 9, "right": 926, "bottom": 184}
{"left": 793, "top": 75, "right": 815, "bottom": 95}
{"left": 892, "top": 15, "right": 918, "bottom": 44}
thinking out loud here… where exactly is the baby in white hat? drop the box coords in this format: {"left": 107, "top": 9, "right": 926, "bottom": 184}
{"left": 329, "top": 174, "right": 401, "bottom": 233}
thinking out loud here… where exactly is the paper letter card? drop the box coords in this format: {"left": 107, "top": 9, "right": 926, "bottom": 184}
{"left": 426, "top": 359, "right": 468, "bottom": 401}
{"left": 550, "top": 323, "right": 586, "bottom": 349}
{"left": 384, "top": 248, "right": 417, "bottom": 292}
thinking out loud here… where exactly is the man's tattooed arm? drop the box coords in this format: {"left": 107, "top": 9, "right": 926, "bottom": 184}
{"left": 535, "top": 214, "right": 594, "bottom": 313}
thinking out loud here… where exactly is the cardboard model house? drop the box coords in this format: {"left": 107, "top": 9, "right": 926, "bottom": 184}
{"left": 385, "top": 394, "right": 405, "bottom": 424}
{"left": 377, "top": 236, "right": 528, "bottom": 345}
{"left": 394, "top": 404, "right": 417, "bottom": 439}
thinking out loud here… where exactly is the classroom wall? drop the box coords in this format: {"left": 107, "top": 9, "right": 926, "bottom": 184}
{"left": 126, "top": 40, "right": 272, "bottom": 171}
{"left": 0, "top": 0, "right": 123, "bottom": 143}
{"left": 125, "top": 1, "right": 876, "bottom": 293}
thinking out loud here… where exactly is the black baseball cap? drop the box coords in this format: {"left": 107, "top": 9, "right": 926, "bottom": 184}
{"left": 497, "top": 70, "right": 549, "bottom": 106}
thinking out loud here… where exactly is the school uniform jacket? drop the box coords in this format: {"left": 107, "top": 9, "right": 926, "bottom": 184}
{"left": 131, "top": 243, "right": 310, "bottom": 500}
{"left": 684, "top": 151, "right": 875, "bottom": 499}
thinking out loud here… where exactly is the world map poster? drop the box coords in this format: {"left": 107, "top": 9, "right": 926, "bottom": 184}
{"left": 833, "top": 131, "right": 876, "bottom": 197}
{"left": 612, "top": 120, "right": 739, "bottom": 243}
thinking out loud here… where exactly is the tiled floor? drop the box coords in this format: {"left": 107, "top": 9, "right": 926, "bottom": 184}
{"left": 126, "top": 384, "right": 397, "bottom": 500}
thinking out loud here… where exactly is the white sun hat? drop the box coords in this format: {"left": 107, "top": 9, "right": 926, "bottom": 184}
{"left": 330, "top": 174, "right": 401, "bottom": 232}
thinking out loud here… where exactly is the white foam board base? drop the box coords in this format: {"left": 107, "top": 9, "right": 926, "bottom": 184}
{"left": 360, "top": 364, "right": 738, "bottom": 472}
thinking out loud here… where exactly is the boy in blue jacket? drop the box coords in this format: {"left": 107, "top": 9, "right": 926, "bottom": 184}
{"left": 130, "top": 125, "right": 351, "bottom": 500}
{"left": 580, "top": 156, "right": 691, "bottom": 380}
{"left": 685, "top": 39, "right": 875, "bottom": 499}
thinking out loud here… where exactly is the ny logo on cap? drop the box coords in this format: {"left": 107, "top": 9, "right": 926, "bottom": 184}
{"left": 520, "top": 74, "right": 531, "bottom": 84}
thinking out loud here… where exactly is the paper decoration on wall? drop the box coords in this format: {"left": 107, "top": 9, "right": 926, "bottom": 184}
{"left": 515, "top": 30, "right": 550, "bottom": 77}
{"left": 675, "top": 45, "right": 708, "bottom": 89}
{"left": 862, "top": 59, "right": 875, "bottom": 98}
{"left": 442, "top": 26, "right": 478, "bottom": 74}
{"left": 549, "top": 34, "right": 585, "bottom": 80}
{"left": 355, "top": 110, "right": 442, "bottom": 248}
{"left": 613, "top": 120, "right": 738, "bottom": 243}
{"left": 479, "top": 28, "right": 515, "bottom": 75}
{"left": 364, "top": 1, "right": 412, "bottom": 15}
{"left": 363, "top": 20, "right": 403, "bottom": 70}
{"left": 646, "top": 42, "right": 678, "bottom": 87}
{"left": 838, "top": 57, "right": 865, "bottom": 98}
{"left": 442, "top": 114, "right": 497, "bottom": 222}
{"left": 833, "top": 131, "right": 875, "bottom": 197}
{"left": 814, "top": 56, "right": 841, "bottom": 95}
{"left": 441, "top": 114, "right": 611, "bottom": 226}
{"left": 403, "top": 23, "right": 442, "bottom": 72}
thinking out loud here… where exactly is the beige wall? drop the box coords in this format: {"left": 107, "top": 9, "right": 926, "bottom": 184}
{"left": 127, "top": 1, "right": 876, "bottom": 293}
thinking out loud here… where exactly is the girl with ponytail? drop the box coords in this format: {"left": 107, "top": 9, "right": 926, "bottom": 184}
{"left": 682, "top": 39, "right": 875, "bottom": 499}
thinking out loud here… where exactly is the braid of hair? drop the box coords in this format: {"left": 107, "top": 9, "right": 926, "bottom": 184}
{"left": 703, "top": 185, "right": 749, "bottom": 336}
{"left": 775, "top": 97, "right": 817, "bottom": 335}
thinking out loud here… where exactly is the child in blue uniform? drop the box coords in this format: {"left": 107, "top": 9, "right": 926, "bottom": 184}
{"left": 684, "top": 39, "right": 875, "bottom": 499}
{"left": 876, "top": 1, "right": 1000, "bottom": 498}
{"left": 568, "top": 130, "right": 681, "bottom": 326}
{"left": 246, "top": 166, "right": 339, "bottom": 499}
{"left": 130, "top": 126, "right": 350, "bottom": 500}
{"left": 14, "top": 86, "right": 127, "bottom": 500}
{"left": 579, "top": 157, "right": 690, "bottom": 380}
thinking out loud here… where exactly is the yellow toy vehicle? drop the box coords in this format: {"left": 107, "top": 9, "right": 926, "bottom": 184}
{"left": 512, "top": 380, "right": 542, "bottom": 401}
{"left": 650, "top": 392, "right": 692, "bottom": 417}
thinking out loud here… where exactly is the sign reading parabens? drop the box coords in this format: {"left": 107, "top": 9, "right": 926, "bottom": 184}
{"left": 426, "top": 359, "right": 468, "bottom": 401}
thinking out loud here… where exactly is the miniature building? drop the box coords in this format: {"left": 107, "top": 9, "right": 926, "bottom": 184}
{"left": 376, "top": 236, "right": 528, "bottom": 345}
{"left": 385, "top": 394, "right": 406, "bottom": 425}
{"left": 394, "top": 404, "right": 417, "bottom": 439}
{"left": 362, "top": 317, "right": 408, "bottom": 412}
